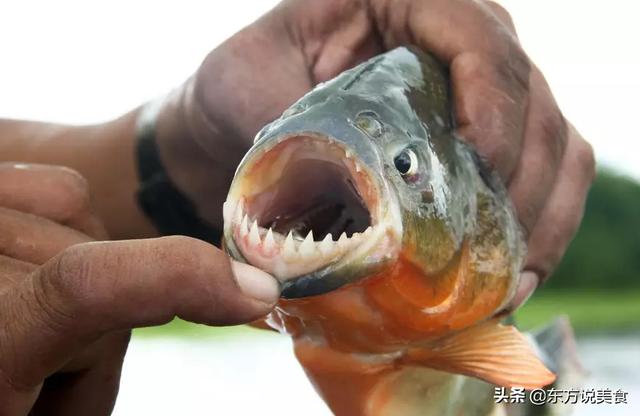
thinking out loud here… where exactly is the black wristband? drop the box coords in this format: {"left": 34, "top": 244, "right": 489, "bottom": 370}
{"left": 135, "top": 99, "right": 221, "bottom": 246}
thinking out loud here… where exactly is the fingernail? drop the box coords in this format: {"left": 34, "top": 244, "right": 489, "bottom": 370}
{"left": 508, "top": 271, "right": 539, "bottom": 312}
{"left": 231, "top": 261, "right": 280, "bottom": 304}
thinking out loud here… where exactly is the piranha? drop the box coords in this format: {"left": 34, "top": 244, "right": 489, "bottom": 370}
{"left": 222, "top": 47, "right": 581, "bottom": 415}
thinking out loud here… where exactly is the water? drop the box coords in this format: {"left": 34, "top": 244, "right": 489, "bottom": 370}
{"left": 572, "top": 334, "right": 640, "bottom": 415}
{"left": 113, "top": 334, "right": 331, "bottom": 415}
{"left": 113, "top": 333, "right": 639, "bottom": 415}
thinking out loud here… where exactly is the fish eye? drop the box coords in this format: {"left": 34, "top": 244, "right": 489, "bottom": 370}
{"left": 393, "top": 149, "right": 419, "bottom": 180}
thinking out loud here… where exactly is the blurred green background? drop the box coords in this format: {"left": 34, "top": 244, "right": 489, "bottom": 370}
{"left": 517, "top": 169, "right": 640, "bottom": 333}
{"left": 136, "top": 169, "right": 640, "bottom": 338}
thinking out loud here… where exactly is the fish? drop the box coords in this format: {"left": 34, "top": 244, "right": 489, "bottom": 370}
{"left": 222, "top": 47, "right": 580, "bottom": 415}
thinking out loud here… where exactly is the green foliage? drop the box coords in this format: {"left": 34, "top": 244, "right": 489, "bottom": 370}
{"left": 133, "top": 319, "right": 271, "bottom": 339}
{"left": 543, "top": 169, "right": 640, "bottom": 290}
{"left": 516, "top": 290, "right": 640, "bottom": 333}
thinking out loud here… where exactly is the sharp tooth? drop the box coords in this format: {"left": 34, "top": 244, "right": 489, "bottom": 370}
{"left": 338, "top": 232, "right": 349, "bottom": 245}
{"left": 320, "top": 233, "right": 334, "bottom": 254}
{"left": 354, "top": 162, "right": 362, "bottom": 172}
{"left": 240, "top": 214, "right": 249, "bottom": 237}
{"left": 345, "top": 149, "right": 352, "bottom": 158}
{"left": 283, "top": 231, "right": 297, "bottom": 260}
{"left": 249, "top": 220, "right": 261, "bottom": 246}
{"left": 223, "top": 200, "right": 236, "bottom": 223}
{"left": 363, "top": 226, "right": 373, "bottom": 236}
{"left": 299, "top": 231, "right": 315, "bottom": 257}
{"left": 264, "top": 228, "right": 276, "bottom": 251}
{"left": 234, "top": 200, "right": 244, "bottom": 224}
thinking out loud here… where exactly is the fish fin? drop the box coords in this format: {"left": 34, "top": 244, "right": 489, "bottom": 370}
{"left": 528, "top": 315, "right": 587, "bottom": 388}
{"left": 248, "top": 318, "right": 277, "bottom": 331}
{"left": 407, "top": 319, "right": 556, "bottom": 389}
{"left": 503, "top": 316, "right": 587, "bottom": 416}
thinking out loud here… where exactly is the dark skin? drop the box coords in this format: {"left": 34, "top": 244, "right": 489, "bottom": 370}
{"left": 0, "top": 163, "right": 279, "bottom": 414}
{"left": 0, "top": 0, "right": 595, "bottom": 414}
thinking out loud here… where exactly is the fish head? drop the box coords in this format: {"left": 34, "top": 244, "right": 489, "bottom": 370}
{"left": 222, "top": 94, "right": 406, "bottom": 298}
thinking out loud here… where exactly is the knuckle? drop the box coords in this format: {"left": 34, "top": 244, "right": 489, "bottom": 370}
{"left": 494, "top": 45, "right": 531, "bottom": 94}
{"left": 484, "top": 1, "right": 514, "bottom": 24}
{"left": 30, "top": 269, "right": 76, "bottom": 334}
{"left": 575, "top": 138, "right": 597, "bottom": 182}
{"left": 44, "top": 244, "right": 93, "bottom": 317}
{"left": 54, "top": 167, "right": 93, "bottom": 219}
{"left": 528, "top": 205, "right": 584, "bottom": 281}
{"left": 554, "top": 199, "right": 585, "bottom": 246}
{"left": 0, "top": 216, "right": 17, "bottom": 253}
{"left": 539, "top": 110, "right": 569, "bottom": 166}
{"left": 481, "top": 133, "right": 519, "bottom": 180}
{"left": 516, "top": 200, "right": 539, "bottom": 238}
{"left": 528, "top": 242, "right": 559, "bottom": 283}
{"left": 495, "top": 134, "right": 518, "bottom": 160}
{"left": 484, "top": 0, "right": 509, "bottom": 14}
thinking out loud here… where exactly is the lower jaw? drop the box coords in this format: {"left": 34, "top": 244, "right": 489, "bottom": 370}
{"left": 279, "top": 227, "right": 402, "bottom": 298}
{"left": 227, "top": 215, "right": 399, "bottom": 283}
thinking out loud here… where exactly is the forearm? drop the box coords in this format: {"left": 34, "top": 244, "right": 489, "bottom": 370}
{"left": 0, "top": 112, "right": 157, "bottom": 239}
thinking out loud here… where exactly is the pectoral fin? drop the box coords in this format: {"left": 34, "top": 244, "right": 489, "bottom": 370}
{"left": 403, "top": 319, "right": 556, "bottom": 389}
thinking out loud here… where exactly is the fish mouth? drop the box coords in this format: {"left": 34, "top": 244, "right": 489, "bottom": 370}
{"left": 223, "top": 132, "right": 402, "bottom": 297}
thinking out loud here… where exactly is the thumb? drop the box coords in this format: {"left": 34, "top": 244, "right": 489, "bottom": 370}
{"left": 0, "top": 236, "right": 279, "bottom": 395}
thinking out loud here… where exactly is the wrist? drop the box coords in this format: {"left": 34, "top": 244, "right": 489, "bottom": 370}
{"left": 149, "top": 13, "right": 304, "bottom": 230}
{"left": 152, "top": 77, "right": 243, "bottom": 231}
{"left": 0, "top": 115, "right": 157, "bottom": 239}
{"left": 83, "top": 113, "right": 160, "bottom": 239}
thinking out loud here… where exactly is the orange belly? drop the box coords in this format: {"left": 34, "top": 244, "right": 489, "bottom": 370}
{"left": 268, "top": 241, "right": 511, "bottom": 351}
{"left": 263, "top": 242, "right": 514, "bottom": 415}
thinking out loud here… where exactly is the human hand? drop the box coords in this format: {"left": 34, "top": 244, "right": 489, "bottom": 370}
{"left": 153, "top": 0, "right": 595, "bottom": 309}
{"left": 0, "top": 163, "right": 278, "bottom": 415}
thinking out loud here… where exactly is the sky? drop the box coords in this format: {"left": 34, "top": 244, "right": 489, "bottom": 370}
{"left": 0, "top": 0, "right": 638, "bottom": 181}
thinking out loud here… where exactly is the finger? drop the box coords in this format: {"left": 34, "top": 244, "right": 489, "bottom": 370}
{"left": 523, "top": 124, "right": 596, "bottom": 282}
{"left": 0, "top": 236, "right": 279, "bottom": 393}
{"left": 30, "top": 332, "right": 130, "bottom": 416}
{"left": 370, "top": 0, "right": 531, "bottom": 180}
{"left": 506, "top": 67, "right": 568, "bottom": 235}
{"left": 0, "top": 207, "right": 92, "bottom": 264}
{"left": 295, "top": 0, "right": 384, "bottom": 82}
{"left": 0, "top": 163, "right": 107, "bottom": 239}
{"left": 480, "top": 1, "right": 571, "bottom": 309}
{"left": 484, "top": 1, "right": 517, "bottom": 35}
{"left": 0, "top": 255, "right": 36, "bottom": 293}
{"left": 500, "top": 271, "right": 538, "bottom": 314}
{"left": 482, "top": 2, "right": 568, "bottom": 235}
